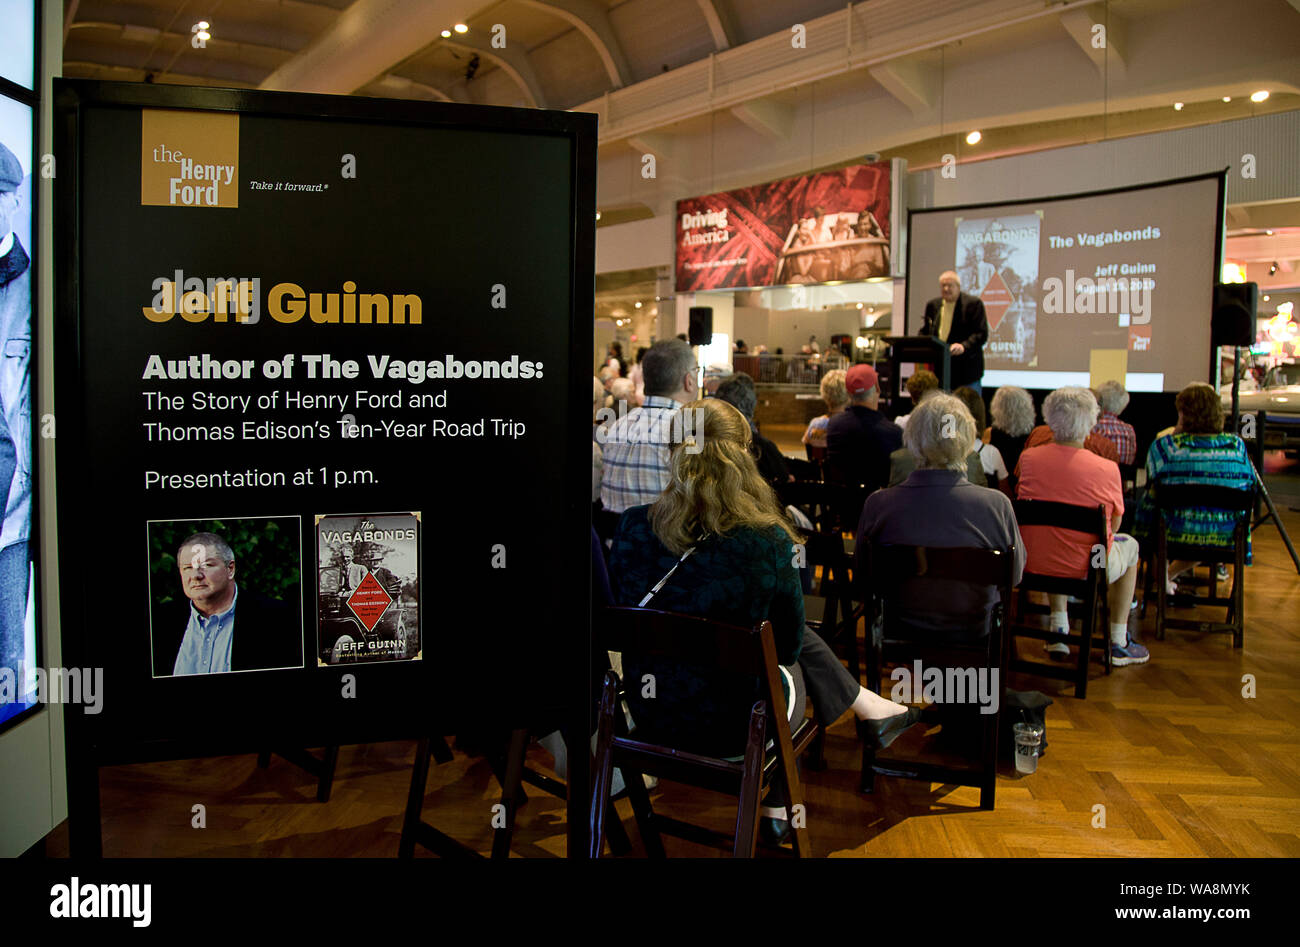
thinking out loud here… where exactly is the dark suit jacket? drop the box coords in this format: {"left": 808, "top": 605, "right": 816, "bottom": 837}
{"left": 153, "top": 586, "right": 302, "bottom": 676}
{"left": 921, "top": 292, "right": 989, "bottom": 388}
{"left": 825, "top": 404, "right": 903, "bottom": 492}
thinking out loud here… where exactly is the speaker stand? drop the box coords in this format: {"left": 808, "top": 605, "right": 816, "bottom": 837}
{"left": 1249, "top": 459, "right": 1300, "bottom": 575}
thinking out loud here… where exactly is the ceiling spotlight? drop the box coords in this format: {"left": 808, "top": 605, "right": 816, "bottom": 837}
{"left": 1251, "top": 90, "right": 1269, "bottom": 102}
{"left": 634, "top": 301, "right": 642, "bottom": 309}
{"left": 454, "top": 23, "right": 469, "bottom": 33}
{"left": 856, "top": 302, "right": 864, "bottom": 309}
{"left": 1263, "top": 295, "right": 1270, "bottom": 302}
{"left": 1173, "top": 102, "right": 1184, "bottom": 111}
{"left": 196, "top": 29, "right": 211, "bottom": 41}
{"left": 966, "top": 130, "right": 982, "bottom": 145}
{"left": 197, "top": 21, "right": 210, "bottom": 30}
{"left": 1223, "top": 96, "right": 1232, "bottom": 102}
{"left": 1270, "top": 262, "right": 1279, "bottom": 275}
{"left": 1266, "top": 229, "right": 1274, "bottom": 235}
{"left": 440, "top": 29, "right": 451, "bottom": 38}
{"left": 595, "top": 211, "right": 601, "bottom": 220}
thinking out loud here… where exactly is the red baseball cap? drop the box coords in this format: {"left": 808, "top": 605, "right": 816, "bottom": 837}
{"left": 845, "top": 363, "right": 879, "bottom": 394}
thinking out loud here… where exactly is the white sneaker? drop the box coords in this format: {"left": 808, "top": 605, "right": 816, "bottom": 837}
{"left": 1044, "top": 629, "right": 1070, "bottom": 658}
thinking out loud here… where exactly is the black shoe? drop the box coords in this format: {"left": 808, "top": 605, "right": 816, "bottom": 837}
{"left": 856, "top": 706, "right": 923, "bottom": 750}
{"left": 759, "top": 816, "right": 792, "bottom": 846}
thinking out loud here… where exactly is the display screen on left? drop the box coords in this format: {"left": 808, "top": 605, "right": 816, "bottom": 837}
{"left": 0, "top": 94, "right": 35, "bottom": 731}
{"left": 0, "top": 0, "right": 36, "bottom": 92}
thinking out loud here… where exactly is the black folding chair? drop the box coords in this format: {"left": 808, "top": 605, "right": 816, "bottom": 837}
{"left": 862, "top": 543, "right": 1014, "bottom": 809}
{"left": 1153, "top": 482, "right": 1255, "bottom": 648}
{"left": 1009, "top": 500, "right": 1111, "bottom": 698}
{"left": 590, "top": 607, "right": 819, "bottom": 857}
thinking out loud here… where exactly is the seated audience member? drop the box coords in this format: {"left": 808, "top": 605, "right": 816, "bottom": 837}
{"left": 1135, "top": 382, "right": 1255, "bottom": 591}
{"left": 734, "top": 339, "right": 748, "bottom": 354}
{"left": 802, "top": 369, "right": 848, "bottom": 450}
{"left": 1022, "top": 415, "right": 1119, "bottom": 464}
{"left": 598, "top": 365, "right": 618, "bottom": 407}
{"left": 628, "top": 346, "right": 649, "bottom": 402}
{"left": 987, "top": 385, "right": 1036, "bottom": 481}
{"left": 609, "top": 376, "right": 638, "bottom": 410}
{"left": 607, "top": 341, "right": 627, "bottom": 377}
{"left": 893, "top": 369, "right": 940, "bottom": 431}
{"left": 1016, "top": 387, "right": 1148, "bottom": 666}
{"left": 600, "top": 339, "right": 697, "bottom": 515}
{"left": 716, "top": 372, "right": 792, "bottom": 483}
{"left": 1093, "top": 380, "right": 1137, "bottom": 466}
{"left": 825, "top": 364, "right": 903, "bottom": 491}
{"left": 888, "top": 443, "right": 985, "bottom": 487}
{"left": 609, "top": 400, "right": 922, "bottom": 784}
{"left": 860, "top": 394, "right": 1024, "bottom": 638}
{"left": 592, "top": 377, "right": 606, "bottom": 503}
{"left": 953, "top": 386, "right": 1009, "bottom": 488}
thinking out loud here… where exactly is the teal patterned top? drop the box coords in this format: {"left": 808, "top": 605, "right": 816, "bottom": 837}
{"left": 608, "top": 505, "right": 804, "bottom": 757}
{"left": 1135, "top": 433, "right": 1254, "bottom": 559}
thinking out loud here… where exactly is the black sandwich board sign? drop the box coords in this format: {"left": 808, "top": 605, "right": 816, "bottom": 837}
{"left": 53, "top": 79, "right": 595, "bottom": 855}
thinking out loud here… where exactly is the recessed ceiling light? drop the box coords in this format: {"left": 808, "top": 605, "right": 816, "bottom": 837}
{"left": 595, "top": 211, "right": 601, "bottom": 220}
{"left": 1173, "top": 102, "right": 1184, "bottom": 111}
{"left": 454, "top": 23, "right": 469, "bottom": 33}
{"left": 440, "top": 29, "right": 451, "bottom": 38}
{"left": 634, "top": 301, "right": 642, "bottom": 309}
{"left": 197, "top": 20, "right": 210, "bottom": 30}
{"left": 856, "top": 302, "right": 864, "bottom": 309}
{"left": 1263, "top": 295, "right": 1270, "bottom": 302}
{"left": 1223, "top": 96, "right": 1232, "bottom": 102}
{"left": 966, "top": 130, "right": 982, "bottom": 145}
{"left": 1266, "top": 229, "right": 1274, "bottom": 235}
{"left": 1251, "top": 90, "right": 1269, "bottom": 102}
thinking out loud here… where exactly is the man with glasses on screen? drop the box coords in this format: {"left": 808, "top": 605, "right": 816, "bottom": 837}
{"left": 0, "top": 141, "right": 30, "bottom": 694}
{"left": 164, "top": 531, "right": 300, "bottom": 676}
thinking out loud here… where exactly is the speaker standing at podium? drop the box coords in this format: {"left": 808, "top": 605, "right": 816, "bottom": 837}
{"left": 921, "top": 270, "right": 989, "bottom": 392}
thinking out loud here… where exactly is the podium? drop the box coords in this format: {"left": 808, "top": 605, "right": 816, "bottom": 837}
{"left": 884, "top": 336, "right": 950, "bottom": 408}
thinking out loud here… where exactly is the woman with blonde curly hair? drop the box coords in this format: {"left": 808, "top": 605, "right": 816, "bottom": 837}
{"left": 609, "top": 399, "right": 919, "bottom": 815}
{"left": 802, "top": 368, "right": 848, "bottom": 451}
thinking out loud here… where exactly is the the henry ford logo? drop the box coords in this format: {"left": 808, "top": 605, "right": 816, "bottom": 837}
{"left": 141, "top": 109, "right": 239, "bottom": 208}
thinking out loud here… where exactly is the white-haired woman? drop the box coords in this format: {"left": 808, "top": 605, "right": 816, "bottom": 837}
{"left": 987, "top": 385, "right": 1036, "bottom": 479}
{"left": 859, "top": 394, "right": 1024, "bottom": 637}
{"left": 1016, "top": 387, "right": 1148, "bottom": 666}
{"left": 1092, "top": 380, "right": 1137, "bottom": 465}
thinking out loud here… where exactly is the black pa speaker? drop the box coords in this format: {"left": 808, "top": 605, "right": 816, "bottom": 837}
{"left": 688, "top": 306, "right": 713, "bottom": 346}
{"left": 1212, "top": 282, "right": 1257, "bottom": 347}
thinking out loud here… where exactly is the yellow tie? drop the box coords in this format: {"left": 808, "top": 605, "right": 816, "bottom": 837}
{"left": 938, "top": 299, "right": 954, "bottom": 343}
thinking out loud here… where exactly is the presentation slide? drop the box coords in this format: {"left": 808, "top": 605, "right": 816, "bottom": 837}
{"left": 907, "top": 174, "right": 1223, "bottom": 392}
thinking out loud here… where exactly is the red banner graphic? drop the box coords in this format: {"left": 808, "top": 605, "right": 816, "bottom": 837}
{"left": 675, "top": 162, "right": 891, "bottom": 293}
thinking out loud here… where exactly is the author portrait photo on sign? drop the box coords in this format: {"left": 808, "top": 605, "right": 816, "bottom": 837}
{"left": 148, "top": 517, "right": 304, "bottom": 677}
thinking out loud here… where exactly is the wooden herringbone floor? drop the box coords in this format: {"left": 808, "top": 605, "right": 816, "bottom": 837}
{"left": 42, "top": 491, "right": 1300, "bottom": 859}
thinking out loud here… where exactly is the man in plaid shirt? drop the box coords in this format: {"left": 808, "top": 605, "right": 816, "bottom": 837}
{"left": 599, "top": 339, "right": 698, "bottom": 513}
{"left": 1092, "top": 380, "right": 1137, "bottom": 465}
